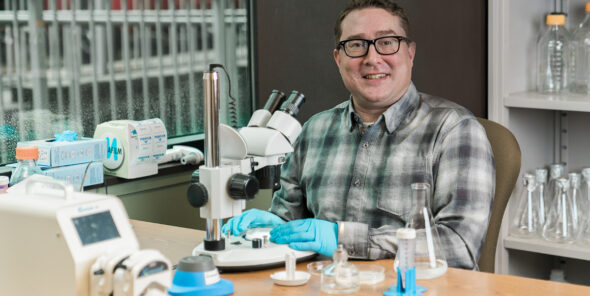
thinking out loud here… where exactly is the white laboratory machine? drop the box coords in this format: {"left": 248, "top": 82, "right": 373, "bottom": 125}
{"left": 0, "top": 176, "right": 170, "bottom": 296}
{"left": 188, "top": 66, "right": 315, "bottom": 270}
{"left": 94, "top": 118, "right": 167, "bottom": 179}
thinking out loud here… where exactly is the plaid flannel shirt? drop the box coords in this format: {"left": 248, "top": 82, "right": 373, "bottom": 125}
{"left": 270, "top": 82, "right": 495, "bottom": 269}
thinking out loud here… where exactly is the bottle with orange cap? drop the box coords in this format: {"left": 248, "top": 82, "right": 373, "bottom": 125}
{"left": 8, "top": 146, "right": 43, "bottom": 187}
{"left": 573, "top": 2, "right": 590, "bottom": 94}
{"left": 537, "top": 13, "right": 572, "bottom": 94}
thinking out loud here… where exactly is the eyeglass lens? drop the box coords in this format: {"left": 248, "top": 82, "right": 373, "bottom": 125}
{"left": 343, "top": 37, "right": 401, "bottom": 57}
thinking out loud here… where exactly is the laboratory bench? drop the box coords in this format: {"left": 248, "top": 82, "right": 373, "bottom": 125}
{"left": 131, "top": 220, "right": 590, "bottom": 295}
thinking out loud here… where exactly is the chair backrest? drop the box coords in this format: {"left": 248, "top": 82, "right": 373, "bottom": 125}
{"left": 476, "top": 118, "right": 521, "bottom": 273}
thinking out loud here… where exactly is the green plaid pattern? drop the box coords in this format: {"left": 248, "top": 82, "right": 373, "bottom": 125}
{"left": 270, "top": 83, "right": 495, "bottom": 269}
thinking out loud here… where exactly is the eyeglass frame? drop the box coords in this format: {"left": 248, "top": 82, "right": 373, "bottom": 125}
{"left": 336, "top": 35, "right": 412, "bottom": 58}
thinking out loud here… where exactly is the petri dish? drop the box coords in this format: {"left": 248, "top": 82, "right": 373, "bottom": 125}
{"left": 358, "top": 264, "right": 385, "bottom": 285}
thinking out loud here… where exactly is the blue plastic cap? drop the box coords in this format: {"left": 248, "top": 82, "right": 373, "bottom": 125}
{"left": 168, "top": 269, "right": 234, "bottom": 296}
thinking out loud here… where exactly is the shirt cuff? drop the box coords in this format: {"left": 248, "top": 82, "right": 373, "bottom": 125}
{"left": 337, "top": 221, "right": 369, "bottom": 258}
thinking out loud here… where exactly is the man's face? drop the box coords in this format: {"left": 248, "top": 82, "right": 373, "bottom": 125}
{"left": 334, "top": 8, "right": 415, "bottom": 112}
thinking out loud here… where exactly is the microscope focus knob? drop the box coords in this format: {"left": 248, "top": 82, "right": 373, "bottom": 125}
{"left": 228, "top": 174, "right": 259, "bottom": 200}
{"left": 187, "top": 182, "right": 208, "bottom": 208}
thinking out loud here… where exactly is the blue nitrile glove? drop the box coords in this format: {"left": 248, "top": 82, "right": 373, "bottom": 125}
{"left": 222, "top": 209, "right": 285, "bottom": 236}
{"left": 270, "top": 218, "right": 338, "bottom": 257}
{"left": 54, "top": 130, "right": 78, "bottom": 142}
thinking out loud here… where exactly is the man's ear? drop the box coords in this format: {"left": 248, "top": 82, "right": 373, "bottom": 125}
{"left": 333, "top": 48, "right": 341, "bottom": 68}
{"left": 407, "top": 41, "right": 416, "bottom": 63}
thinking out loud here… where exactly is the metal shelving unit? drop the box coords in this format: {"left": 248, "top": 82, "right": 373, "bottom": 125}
{"left": 489, "top": 0, "right": 590, "bottom": 286}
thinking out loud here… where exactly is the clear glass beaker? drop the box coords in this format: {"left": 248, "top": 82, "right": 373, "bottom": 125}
{"left": 542, "top": 178, "right": 576, "bottom": 243}
{"left": 535, "top": 168, "right": 548, "bottom": 227}
{"left": 406, "top": 183, "right": 447, "bottom": 279}
{"left": 513, "top": 174, "right": 541, "bottom": 237}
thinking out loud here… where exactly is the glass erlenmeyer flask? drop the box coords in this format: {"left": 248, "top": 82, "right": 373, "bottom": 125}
{"left": 546, "top": 163, "right": 565, "bottom": 211}
{"left": 577, "top": 168, "right": 590, "bottom": 244}
{"left": 513, "top": 174, "right": 541, "bottom": 237}
{"left": 568, "top": 172, "right": 583, "bottom": 234}
{"left": 406, "top": 183, "right": 447, "bottom": 279}
{"left": 542, "top": 178, "right": 576, "bottom": 243}
{"left": 535, "top": 168, "right": 548, "bottom": 227}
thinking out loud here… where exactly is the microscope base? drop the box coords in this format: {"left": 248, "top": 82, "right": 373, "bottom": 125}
{"left": 192, "top": 238, "right": 316, "bottom": 272}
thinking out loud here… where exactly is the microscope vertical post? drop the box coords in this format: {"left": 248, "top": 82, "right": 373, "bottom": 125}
{"left": 203, "top": 71, "right": 222, "bottom": 244}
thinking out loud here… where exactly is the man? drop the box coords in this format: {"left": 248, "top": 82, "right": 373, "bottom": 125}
{"left": 223, "top": 0, "right": 494, "bottom": 270}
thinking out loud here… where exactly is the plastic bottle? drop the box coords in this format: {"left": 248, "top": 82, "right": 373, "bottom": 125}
{"left": 573, "top": 3, "right": 590, "bottom": 93}
{"left": 393, "top": 228, "right": 416, "bottom": 288}
{"left": 9, "top": 146, "right": 43, "bottom": 187}
{"left": 537, "top": 13, "right": 571, "bottom": 93}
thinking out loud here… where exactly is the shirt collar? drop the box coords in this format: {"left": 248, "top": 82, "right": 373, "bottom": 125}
{"left": 346, "top": 82, "right": 420, "bottom": 133}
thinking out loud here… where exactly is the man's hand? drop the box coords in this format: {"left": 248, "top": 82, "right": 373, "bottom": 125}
{"left": 270, "top": 218, "right": 338, "bottom": 257}
{"left": 221, "top": 209, "right": 285, "bottom": 236}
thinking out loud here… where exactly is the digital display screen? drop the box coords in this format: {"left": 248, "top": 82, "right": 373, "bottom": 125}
{"left": 72, "top": 211, "right": 121, "bottom": 246}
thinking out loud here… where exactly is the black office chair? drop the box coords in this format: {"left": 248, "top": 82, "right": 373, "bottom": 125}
{"left": 476, "top": 118, "right": 521, "bottom": 273}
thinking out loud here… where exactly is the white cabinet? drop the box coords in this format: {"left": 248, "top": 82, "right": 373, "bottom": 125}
{"left": 490, "top": 0, "right": 590, "bottom": 285}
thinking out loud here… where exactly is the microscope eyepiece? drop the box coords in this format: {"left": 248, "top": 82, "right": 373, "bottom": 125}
{"left": 263, "top": 90, "right": 287, "bottom": 113}
{"left": 280, "top": 90, "right": 306, "bottom": 117}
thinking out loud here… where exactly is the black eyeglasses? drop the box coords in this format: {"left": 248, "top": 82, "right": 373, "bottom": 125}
{"left": 337, "top": 36, "right": 411, "bottom": 58}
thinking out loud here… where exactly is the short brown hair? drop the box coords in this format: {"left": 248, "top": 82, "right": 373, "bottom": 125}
{"left": 334, "top": 0, "right": 410, "bottom": 43}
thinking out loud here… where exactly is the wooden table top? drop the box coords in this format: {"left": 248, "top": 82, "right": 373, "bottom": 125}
{"left": 131, "top": 220, "right": 590, "bottom": 295}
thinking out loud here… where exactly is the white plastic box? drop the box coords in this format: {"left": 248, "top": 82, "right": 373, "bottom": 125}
{"left": 41, "top": 162, "right": 104, "bottom": 187}
{"left": 17, "top": 137, "right": 107, "bottom": 167}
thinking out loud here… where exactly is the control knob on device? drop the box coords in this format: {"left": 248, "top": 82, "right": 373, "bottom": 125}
{"left": 187, "top": 171, "right": 208, "bottom": 208}
{"left": 228, "top": 174, "right": 259, "bottom": 200}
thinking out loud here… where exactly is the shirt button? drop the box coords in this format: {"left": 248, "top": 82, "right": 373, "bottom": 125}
{"left": 362, "top": 142, "right": 369, "bottom": 148}
{"left": 354, "top": 179, "right": 360, "bottom": 186}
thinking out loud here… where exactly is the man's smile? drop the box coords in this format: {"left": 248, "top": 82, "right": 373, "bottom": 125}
{"left": 363, "top": 73, "right": 389, "bottom": 79}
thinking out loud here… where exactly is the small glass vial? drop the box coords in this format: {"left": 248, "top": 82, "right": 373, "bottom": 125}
{"left": 321, "top": 244, "right": 359, "bottom": 294}
{"left": 9, "top": 146, "right": 43, "bottom": 187}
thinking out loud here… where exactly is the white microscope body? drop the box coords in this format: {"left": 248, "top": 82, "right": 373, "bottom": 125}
{"left": 189, "top": 69, "right": 314, "bottom": 270}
